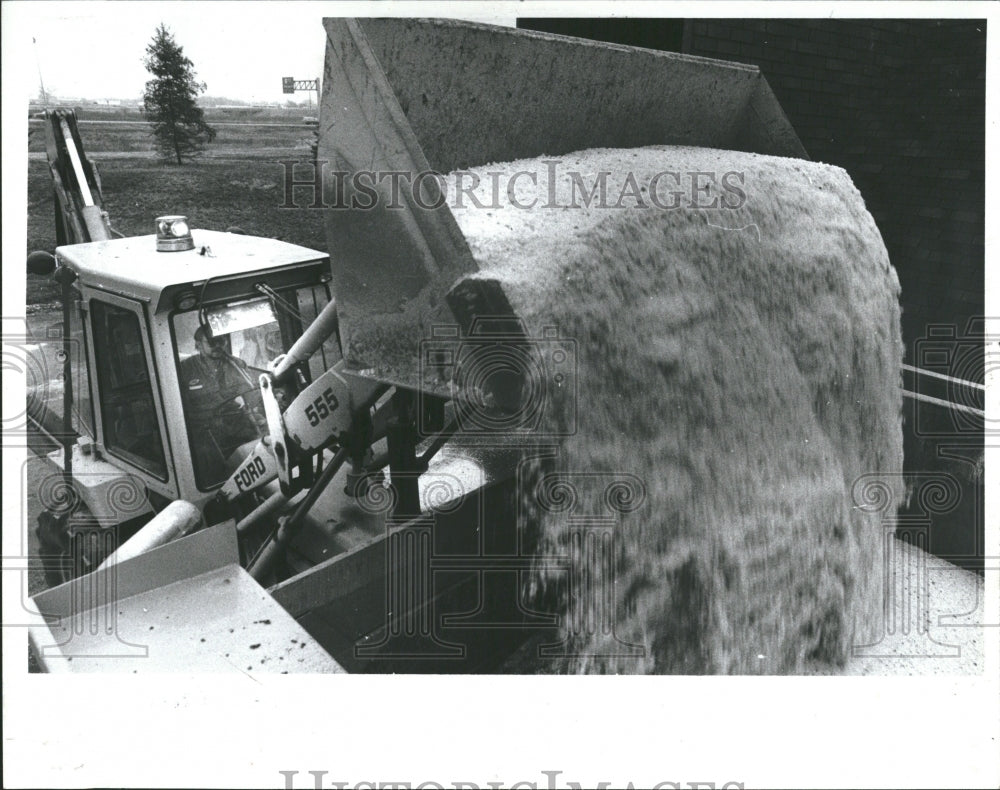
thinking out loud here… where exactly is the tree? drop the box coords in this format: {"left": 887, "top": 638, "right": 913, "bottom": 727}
{"left": 142, "top": 25, "right": 216, "bottom": 164}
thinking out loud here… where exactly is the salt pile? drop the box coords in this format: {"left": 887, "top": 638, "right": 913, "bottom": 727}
{"left": 446, "top": 146, "right": 904, "bottom": 673}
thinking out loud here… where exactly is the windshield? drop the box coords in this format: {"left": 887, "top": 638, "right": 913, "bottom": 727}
{"left": 172, "top": 283, "right": 338, "bottom": 489}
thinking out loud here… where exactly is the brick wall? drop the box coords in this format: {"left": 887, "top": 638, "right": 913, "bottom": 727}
{"left": 519, "top": 18, "right": 986, "bottom": 378}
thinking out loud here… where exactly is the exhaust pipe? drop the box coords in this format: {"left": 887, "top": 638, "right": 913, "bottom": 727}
{"left": 97, "top": 500, "right": 202, "bottom": 570}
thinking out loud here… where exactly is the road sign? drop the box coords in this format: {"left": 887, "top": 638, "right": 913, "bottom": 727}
{"left": 282, "top": 78, "right": 318, "bottom": 94}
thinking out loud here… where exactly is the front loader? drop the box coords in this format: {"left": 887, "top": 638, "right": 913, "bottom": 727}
{"left": 26, "top": 18, "right": 806, "bottom": 672}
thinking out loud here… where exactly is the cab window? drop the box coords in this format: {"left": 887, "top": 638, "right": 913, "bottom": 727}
{"left": 29, "top": 286, "right": 95, "bottom": 440}
{"left": 297, "top": 285, "right": 342, "bottom": 381}
{"left": 90, "top": 299, "right": 167, "bottom": 478}
{"left": 170, "top": 284, "right": 337, "bottom": 490}
{"left": 173, "top": 306, "right": 269, "bottom": 490}
{"left": 69, "top": 288, "right": 95, "bottom": 438}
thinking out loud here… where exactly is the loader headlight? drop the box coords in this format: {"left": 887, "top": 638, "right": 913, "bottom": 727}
{"left": 156, "top": 215, "right": 195, "bottom": 252}
{"left": 174, "top": 289, "right": 198, "bottom": 311}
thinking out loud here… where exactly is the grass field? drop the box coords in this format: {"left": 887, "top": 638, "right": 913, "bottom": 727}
{"left": 26, "top": 120, "right": 327, "bottom": 305}
{"left": 28, "top": 119, "right": 315, "bottom": 154}
{"left": 28, "top": 104, "right": 316, "bottom": 123}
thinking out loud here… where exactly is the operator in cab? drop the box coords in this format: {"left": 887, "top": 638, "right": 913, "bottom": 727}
{"left": 180, "top": 324, "right": 267, "bottom": 479}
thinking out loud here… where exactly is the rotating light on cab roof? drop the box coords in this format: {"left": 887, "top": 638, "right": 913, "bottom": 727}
{"left": 155, "top": 214, "right": 195, "bottom": 252}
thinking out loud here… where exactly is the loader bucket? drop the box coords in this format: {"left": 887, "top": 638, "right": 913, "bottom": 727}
{"left": 318, "top": 17, "right": 807, "bottom": 391}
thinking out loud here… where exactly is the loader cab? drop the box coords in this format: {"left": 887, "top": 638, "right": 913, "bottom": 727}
{"left": 55, "top": 229, "right": 340, "bottom": 508}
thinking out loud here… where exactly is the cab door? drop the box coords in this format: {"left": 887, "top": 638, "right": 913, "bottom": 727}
{"left": 84, "top": 292, "right": 179, "bottom": 499}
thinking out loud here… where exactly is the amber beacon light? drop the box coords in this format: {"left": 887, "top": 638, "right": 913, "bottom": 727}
{"left": 156, "top": 215, "right": 195, "bottom": 252}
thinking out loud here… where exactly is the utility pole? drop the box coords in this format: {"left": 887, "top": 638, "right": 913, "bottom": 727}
{"left": 33, "top": 36, "right": 49, "bottom": 104}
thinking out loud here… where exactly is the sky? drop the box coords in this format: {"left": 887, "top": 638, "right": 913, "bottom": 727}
{"left": 4, "top": 1, "right": 515, "bottom": 104}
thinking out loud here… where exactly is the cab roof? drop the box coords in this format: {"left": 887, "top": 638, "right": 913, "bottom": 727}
{"left": 56, "top": 230, "right": 328, "bottom": 311}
